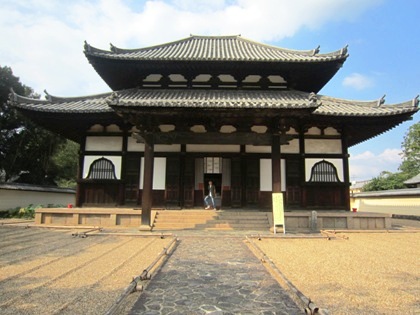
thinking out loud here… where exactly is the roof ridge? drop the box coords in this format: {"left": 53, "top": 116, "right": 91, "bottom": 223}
{"left": 318, "top": 94, "right": 419, "bottom": 108}
{"left": 43, "top": 90, "right": 114, "bottom": 102}
{"left": 89, "top": 35, "right": 348, "bottom": 58}
{"left": 9, "top": 88, "right": 114, "bottom": 104}
{"left": 9, "top": 88, "right": 47, "bottom": 105}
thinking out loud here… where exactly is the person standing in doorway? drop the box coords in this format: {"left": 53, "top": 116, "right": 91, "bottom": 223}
{"left": 204, "top": 180, "right": 216, "bottom": 210}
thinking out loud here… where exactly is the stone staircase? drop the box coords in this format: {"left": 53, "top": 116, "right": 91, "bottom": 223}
{"left": 152, "top": 210, "right": 270, "bottom": 231}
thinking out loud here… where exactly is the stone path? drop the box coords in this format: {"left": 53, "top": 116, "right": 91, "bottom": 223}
{"left": 129, "top": 235, "right": 303, "bottom": 314}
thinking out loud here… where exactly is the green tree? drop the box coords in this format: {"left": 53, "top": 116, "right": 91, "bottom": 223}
{"left": 399, "top": 122, "right": 420, "bottom": 178}
{"left": 0, "top": 66, "right": 65, "bottom": 184}
{"left": 362, "top": 121, "right": 419, "bottom": 191}
{"left": 52, "top": 140, "right": 79, "bottom": 188}
{"left": 362, "top": 171, "right": 410, "bottom": 191}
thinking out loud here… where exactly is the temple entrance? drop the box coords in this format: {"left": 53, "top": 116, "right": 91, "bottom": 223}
{"left": 203, "top": 173, "right": 222, "bottom": 198}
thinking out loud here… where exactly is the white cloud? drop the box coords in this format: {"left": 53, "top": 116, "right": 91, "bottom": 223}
{"left": 0, "top": 0, "right": 382, "bottom": 96}
{"left": 349, "top": 148, "right": 402, "bottom": 181}
{"left": 342, "top": 73, "right": 375, "bottom": 90}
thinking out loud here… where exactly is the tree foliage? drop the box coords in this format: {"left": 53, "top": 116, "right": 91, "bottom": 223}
{"left": 362, "top": 121, "right": 420, "bottom": 191}
{"left": 0, "top": 66, "right": 78, "bottom": 186}
{"left": 399, "top": 122, "right": 420, "bottom": 178}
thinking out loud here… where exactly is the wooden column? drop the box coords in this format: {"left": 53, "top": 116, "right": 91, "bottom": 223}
{"left": 140, "top": 135, "right": 154, "bottom": 228}
{"left": 299, "top": 126, "right": 307, "bottom": 208}
{"left": 341, "top": 127, "right": 351, "bottom": 211}
{"left": 271, "top": 135, "right": 281, "bottom": 193}
{"left": 119, "top": 127, "right": 129, "bottom": 206}
{"left": 179, "top": 144, "right": 186, "bottom": 208}
{"left": 75, "top": 137, "right": 85, "bottom": 207}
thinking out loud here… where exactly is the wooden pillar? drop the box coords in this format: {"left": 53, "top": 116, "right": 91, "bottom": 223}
{"left": 119, "top": 127, "right": 129, "bottom": 206}
{"left": 179, "top": 145, "right": 186, "bottom": 208}
{"left": 75, "top": 137, "right": 85, "bottom": 207}
{"left": 271, "top": 135, "right": 281, "bottom": 193}
{"left": 141, "top": 136, "right": 154, "bottom": 228}
{"left": 240, "top": 145, "right": 246, "bottom": 207}
{"left": 299, "top": 126, "right": 307, "bottom": 208}
{"left": 341, "top": 127, "right": 351, "bottom": 211}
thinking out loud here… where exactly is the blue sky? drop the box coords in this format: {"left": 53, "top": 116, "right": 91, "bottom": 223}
{"left": 1, "top": 0, "right": 418, "bottom": 181}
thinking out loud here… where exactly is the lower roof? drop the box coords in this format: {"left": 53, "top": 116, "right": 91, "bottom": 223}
{"left": 9, "top": 88, "right": 419, "bottom": 146}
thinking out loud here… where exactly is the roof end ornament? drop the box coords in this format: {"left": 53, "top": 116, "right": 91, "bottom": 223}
{"left": 44, "top": 90, "right": 52, "bottom": 101}
{"left": 312, "top": 45, "right": 320, "bottom": 56}
{"left": 340, "top": 45, "right": 349, "bottom": 56}
{"left": 8, "top": 88, "right": 17, "bottom": 104}
{"left": 377, "top": 94, "right": 386, "bottom": 107}
{"left": 107, "top": 92, "right": 120, "bottom": 106}
{"left": 84, "top": 40, "right": 91, "bottom": 53}
{"left": 413, "top": 95, "right": 419, "bottom": 108}
{"left": 110, "top": 43, "right": 117, "bottom": 52}
{"left": 309, "top": 92, "right": 318, "bottom": 104}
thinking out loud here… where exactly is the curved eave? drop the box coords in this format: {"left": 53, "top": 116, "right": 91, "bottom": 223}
{"left": 9, "top": 89, "right": 114, "bottom": 114}
{"left": 85, "top": 57, "right": 345, "bottom": 93}
{"left": 314, "top": 95, "right": 419, "bottom": 117}
{"left": 15, "top": 107, "right": 122, "bottom": 143}
{"left": 84, "top": 35, "right": 348, "bottom": 63}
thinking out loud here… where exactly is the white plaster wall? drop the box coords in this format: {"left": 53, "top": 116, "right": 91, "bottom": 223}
{"left": 260, "top": 159, "right": 286, "bottom": 192}
{"left": 306, "top": 127, "right": 321, "bottom": 135}
{"left": 305, "top": 158, "right": 344, "bottom": 182}
{"left": 127, "top": 137, "right": 145, "bottom": 152}
{"left": 281, "top": 139, "right": 300, "bottom": 153}
{"left": 155, "top": 145, "right": 181, "bottom": 152}
{"left": 324, "top": 127, "right": 340, "bottom": 135}
{"left": 304, "top": 139, "right": 342, "bottom": 154}
{"left": 246, "top": 145, "right": 271, "bottom": 153}
{"left": 140, "top": 157, "right": 166, "bottom": 189}
{"left": 186, "top": 144, "right": 240, "bottom": 152}
{"left": 83, "top": 156, "right": 122, "bottom": 179}
{"left": 85, "top": 136, "right": 123, "bottom": 151}
{"left": 260, "top": 159, "right": 272, "bottom": 191}
{"left": 0, "top": 189, "right": 75, "bottom": 210}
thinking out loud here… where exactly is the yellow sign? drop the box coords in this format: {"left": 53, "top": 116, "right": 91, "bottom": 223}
{"left": 272, "top": 192, "right": 285, "bottom": 234}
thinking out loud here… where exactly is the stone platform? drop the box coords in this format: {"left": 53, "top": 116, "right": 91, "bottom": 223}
{"left": 34, "top": 207, "right": 392, "bottom": 231}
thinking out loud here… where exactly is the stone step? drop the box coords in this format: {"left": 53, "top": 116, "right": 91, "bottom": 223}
{"left": 152, "top": 210, "right": 270, "bottom": 231}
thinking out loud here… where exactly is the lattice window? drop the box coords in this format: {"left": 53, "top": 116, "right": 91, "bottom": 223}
{"left": 309, "top": 160, "right": 340, "bottom": 183}
{"left": 87, "top": 157, "right": 117, "bottom": 180}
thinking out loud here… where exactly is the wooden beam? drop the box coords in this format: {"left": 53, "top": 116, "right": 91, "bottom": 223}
{"left": 133, "top": 131, "right": 293, "bottom": 146}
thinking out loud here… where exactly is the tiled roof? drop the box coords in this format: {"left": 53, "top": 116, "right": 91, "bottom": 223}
{"left": 0, "top": 182, "right": 75, "bottom": 194}
{"left": 9, "top": 90, "right": 114, "bottom": 113}
{"left": 314, "top": 95, "right": 419, "bottom": 117}
{"left": 84, "top": 35, "right": 348, "bottom": 62}
{"left": 404, "top": 174, "right": 420, "bottom": 185}
{"left": 107, "top": 89, "right": 319, "bottom": 109}
{"left": 10, "top": 88, "right": 418, "bottom": 117}
{"left": 354, "top": 188, "right": 420, "bottom": 198}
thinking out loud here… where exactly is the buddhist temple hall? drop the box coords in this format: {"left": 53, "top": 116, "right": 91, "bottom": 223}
{"left": 10, "top": 35, "right": 419, "bottom": 227}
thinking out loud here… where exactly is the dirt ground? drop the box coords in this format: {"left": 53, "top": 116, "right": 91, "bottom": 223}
{"left": 0, "top": 218, "right": 418, "bottom": 314}
{"left": 255, "top": 219, "right": 420, "bottom": 315}
{"left": 0, "top": 224, "right": 173, "bottom": 315}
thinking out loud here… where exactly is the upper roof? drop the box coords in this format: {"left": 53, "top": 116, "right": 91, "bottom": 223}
{"left": 84, "top": 35, "right": 348, "bottom": 92}
{"left": 85, "top": 35, "right": 348, "bottom": 62}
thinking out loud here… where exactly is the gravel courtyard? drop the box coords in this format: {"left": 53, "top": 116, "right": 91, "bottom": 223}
{"left": 0, "top": 218, "right": 418, "bottom": 314}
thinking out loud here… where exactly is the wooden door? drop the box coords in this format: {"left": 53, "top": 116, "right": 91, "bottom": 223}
{"left": 183, "top": 157, "right": 195, "bottom": 207}
{"left": 124, "top": 154, "right": 140, "bottom": 205}
{"left": 165, "top": 157, "right": 180, "bottom": 208}
{"left": 245, "top": 158, "right": 259, "bottom": 205}
{"left": 230, "top": 157, "right": 242, "bottom": 207}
